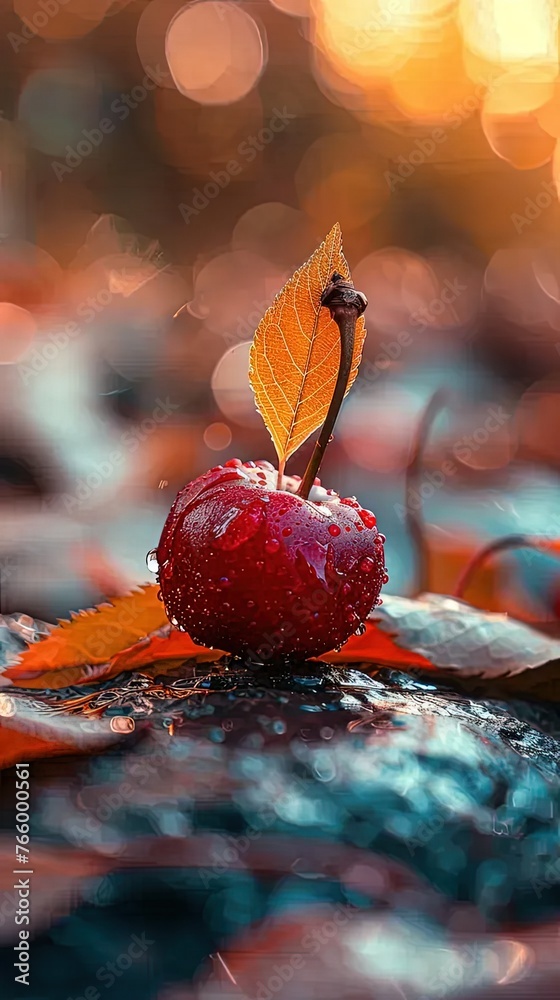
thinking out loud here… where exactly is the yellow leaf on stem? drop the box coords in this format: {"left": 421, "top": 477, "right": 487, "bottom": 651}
{"left": 249, "top": 222, "right": 366, "bottom": 472}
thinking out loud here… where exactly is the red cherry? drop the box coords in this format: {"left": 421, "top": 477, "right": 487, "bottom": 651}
{"left": 155, "top": 460, "right": 387, "bottom": 661}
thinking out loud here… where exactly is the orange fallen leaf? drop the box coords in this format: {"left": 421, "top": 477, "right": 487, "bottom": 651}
{"left": 249, "top": 222, "right": 366, "bottom": 471}
{"left": 320, "top": 621, "right": 433, "bottom": 668}
{"left": 108, "top": 631, "right": 222, "bottom": 673}
{"left": 5, "top": 584, "right": 167, "bottom": 677}
{"left": 0, "top": 726, "right": 74, "bottom": 769}
{"left": 103, "top": 622, "right": 430, "bottom": 675}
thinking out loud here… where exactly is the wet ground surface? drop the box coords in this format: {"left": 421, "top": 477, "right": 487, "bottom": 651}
{"left": 1, "top": 620, "right": 560, "bottom": 998}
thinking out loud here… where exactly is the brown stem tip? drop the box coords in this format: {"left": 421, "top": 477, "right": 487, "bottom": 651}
{"left": 298, "top": 272, "right": 367, "bottom": 501}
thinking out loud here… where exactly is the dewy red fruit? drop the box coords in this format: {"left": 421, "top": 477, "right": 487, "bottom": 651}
{"left": 154, "top": 459, "right": 387, "bottom": 661}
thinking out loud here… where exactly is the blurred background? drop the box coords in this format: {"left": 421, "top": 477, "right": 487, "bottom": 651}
{"left": 2, "top": 0, "right": 560, "bottom": 622}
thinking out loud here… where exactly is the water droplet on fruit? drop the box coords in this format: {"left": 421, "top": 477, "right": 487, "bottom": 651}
{"left": 342, "top": 582, "right": 352, "bottom": 596}
{"left": 340, "top": 497, "right": 359, "bottom": 508}
{"left": 265, "top": 538, "right": 281, "bottom": 554}
{"left": 247, "top": 600, "right": 255, "bottom": 608}
{"left": 256, "top": 560, "right": 264, "bottom": 570}
{"left": 378, "top": 533, "right": 386, "bottom": 543}
{"left": 225, "top": 458, "right": 243, "bottom": 467}
{"left": 146, "top": 549, "right": 159, "bottom": 573}
{"left": 171, "top": 616, "right": 179, "bottom": 626}
{"left": 354, "top": 622, "right": 367, "bottom": 636}
{"left": 282, "top": 527, "right": 292, "bottom": 537}
{"left": 328, "top": 524, "right": 341, "bottom": 537}
{"left": 344, "top": 526, "right": 351, "bottom": 532}
{"left": 219, "top": 576, "right": 231, "bottom": 588}
{"left": 360, "top": 557, "right": 375, "bottom": 573}
{"left": 157, "top": 589, "right": 163, "bottom": 601}
{"left": 382, "top": 572, "right": 389, "bottom": 584}
{"left": 358, "top": 508, "right": 376, "bottom": 528}
{"left": 214, "top": 500, "right": 265, "bottom": 550}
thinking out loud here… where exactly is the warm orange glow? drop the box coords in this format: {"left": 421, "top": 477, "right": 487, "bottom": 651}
{"left": 481, "top": 73, "right": 556, "bottom": 169}
{"left": 460, "top": 0, "right": 558, "bottom": 70}
{"left": 295, "top": 134, "right": 389, "bottom": 231}
{"left": 165, "top": 2, "right": 266, "bottom": 105}
{"left": 0, "top": 303, "right": 37, "bottom": 364}
{"left": 211, "top": 342, "right": 262, "bottom": 427}
{"left": 203, "top": 422, "right": 233, "bottom": 451}
{"left": 269, "top": 0, "right": 311, "bottom": 16}
{"left": 155, "top": 85, "right": 264, "bottom": 174}
{"left": 136, "top": 0, "right": 184, "bottom": 89}
{"left": 14, "top": 0, "right": 111, "bottom": 39}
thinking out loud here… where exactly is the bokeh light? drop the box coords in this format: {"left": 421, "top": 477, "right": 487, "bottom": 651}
{"left": 165, "top": 2, "right": 266, "bottom": 105}
{"left": 268, "top": 0, "right": 311, "bottom": 16}
{"left": 295, "top": 134, "right": 389, "bottom": 232}
{"left": 211, "top": 342, "right": 262, "bottom": 427}
{"left": 136, "top": 0, "right": 185, "bottom": 89}
{"left": 460, "top": 0, "right": 558, "bottom": 69}
{"left": 203, "top": 421, "right": 233, "bottom": 450}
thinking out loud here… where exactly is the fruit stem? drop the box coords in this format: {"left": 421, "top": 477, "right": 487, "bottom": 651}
{"left": 276, "top": 459, "right": 285, "bottom": 491}
{"left": 405, "top": 388, "right": 449, "bottom": 596}
{"left": 298, "top": 272, "right": 367, "bottom": 501}
{"left": 454, "top": 533, "right": 536, "bottom": 600}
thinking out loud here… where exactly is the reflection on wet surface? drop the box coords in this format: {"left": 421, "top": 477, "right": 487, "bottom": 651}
{"left": 2, "top": 617, "right": 560, "bottom": 998}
